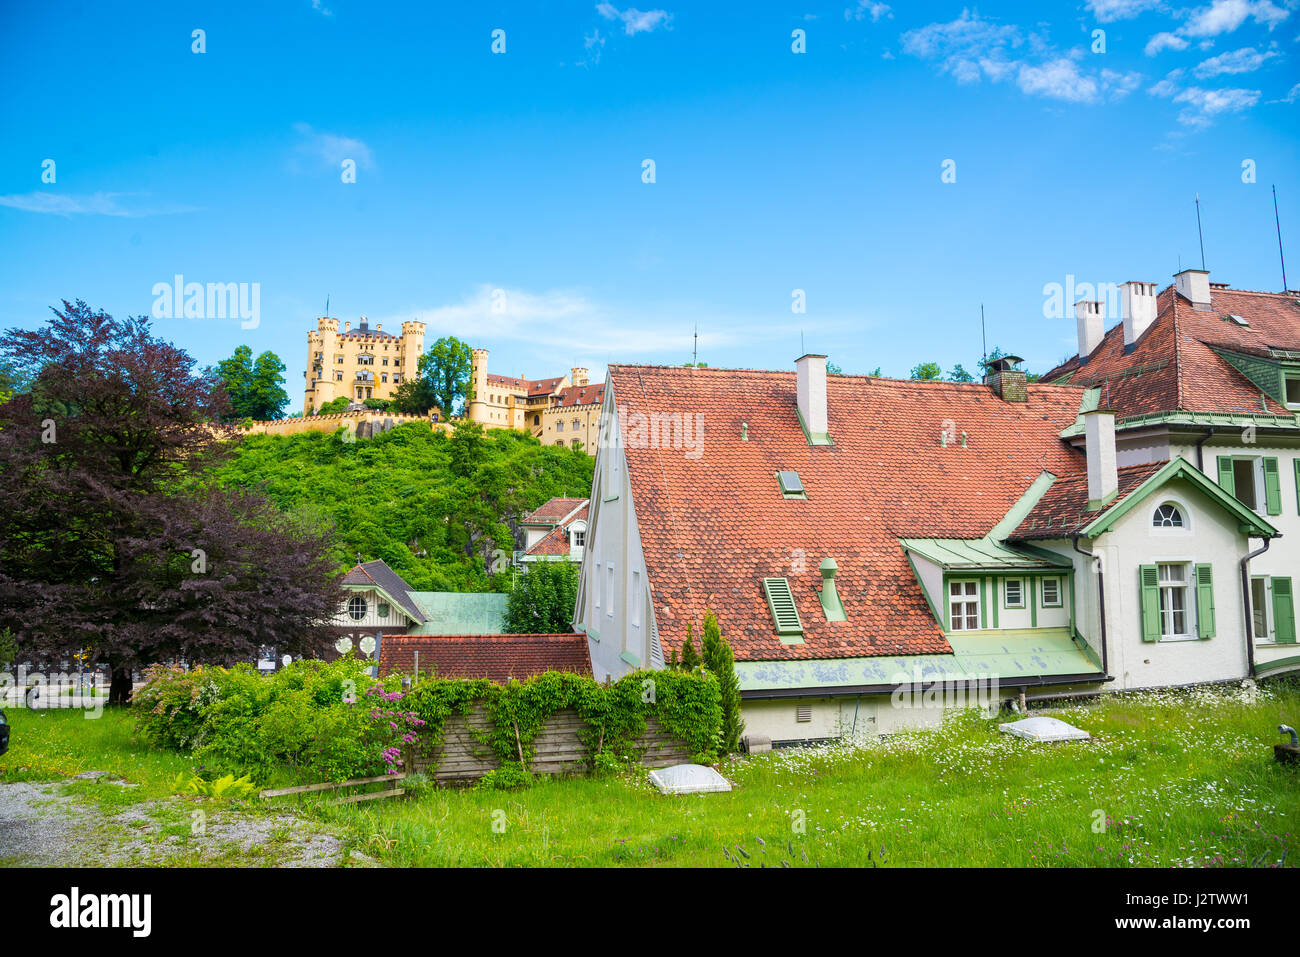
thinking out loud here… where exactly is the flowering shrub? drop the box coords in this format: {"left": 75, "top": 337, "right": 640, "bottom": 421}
{"left": 133, "top": 657, "right": 420, "bottom": 783}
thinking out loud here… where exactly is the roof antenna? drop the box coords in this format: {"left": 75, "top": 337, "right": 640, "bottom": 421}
{"left": 1273, "top": 184, "right": 1289, "bottom": 292}
{"left": 980, "top": 303, "right": 987, "bottom": 368}
{"left": 1195, "top": 193, "right": 1206, "bottom": 270}
{"left": 693, "top": 323, "right": 698, "bottom": 368}
{"left": 325, "top": 294, "right": 330, "bottom": 317}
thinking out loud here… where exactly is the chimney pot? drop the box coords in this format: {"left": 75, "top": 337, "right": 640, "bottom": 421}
{"left": 795, "top": 354, "right": 829, "bottom": 442}
{"left": 1084, "top": 408, "right": 1118, "bottom": 507}
{"left": 1121, "top": 281, "right": 1159, "bottom": 348}
{"left": 1075, "top": 299, "right": 1105, "bottom": 361}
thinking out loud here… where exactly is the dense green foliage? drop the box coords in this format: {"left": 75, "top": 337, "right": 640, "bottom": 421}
{"left": 208, "top": 420, "right": 594, "bottom": 592}
{"left": 401, "top": 668, "right": 724, "bottom": 782}
{"left": 133, "top": 658, "right": 417, "bottom": 783}
{"left": 213, "top": 345, "right": 289, "bottom": 420}
{"left": 316, "top": 396, "right": 351, "bottom": 415}
{"left": 505, "top": 560, "right": 580, "bottom": 633}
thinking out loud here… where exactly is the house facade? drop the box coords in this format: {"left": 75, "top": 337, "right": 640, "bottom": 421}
{"left": 574, "top": 273, "right": 1297, "bottom": 744}
{"left": 519, "top": 498, "right": 589, "bottom": 564}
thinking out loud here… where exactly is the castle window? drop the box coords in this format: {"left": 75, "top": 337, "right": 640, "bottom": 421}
{"left": 381, "top": 373, "right": 388, "bottom": 383}
{"left": 572, "top": 419, "right": 580, "bottom": 430}
{"left": 337, "top": 356, "right": 344, "bottom": 364}
{"left": 336, "top": 372, "right": 343, "bottom": 381}
{"left": 382, "top": 358, "right": 389, "bottom": 366}
{"left": 557, "top": 421, "right": 565, "bottom": 432}
{"left": 533, "top": 415, "right": 540, "bottom": 426}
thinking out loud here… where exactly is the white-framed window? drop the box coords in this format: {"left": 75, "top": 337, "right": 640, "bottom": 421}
{"left": 1152, "top": 503, "right": 1183, "bottom": 527}
{"left": 1004, "top": 578, "right": 1024, "bottom": 608}
{"left": 571, "top": 526, "right": 585, "bottom": 548}
{"left": 347, "top": 595, "right": 367, "bottom": 621}
{"left": 607, "top": 563, "right": 616, "bottom": 617}
{"left": 1041, "top": 577, "right": 1062, "bottom": 607}
{"left": 1158, "top": 563, "right": 1193, "bottom": 639}
{"left": 594, "top": 562, "right": 602, "bottom": 613}
{"left": 949, "top": 580, "right": 979, "bottom": 631}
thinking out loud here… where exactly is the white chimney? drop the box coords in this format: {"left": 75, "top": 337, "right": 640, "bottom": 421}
{"left": 1084, "top": 409, "right": 1118, "bottom": 507}
{"left": 1121, "top": 281, "right": 1158, "bottom": 347}
{"left": 1075, "top": 299, "right": 1104, "bottom": 362}
{"left": 796, "top": 354, "right": 828, "bottom": 440}
{"left": 1173, "top": 269, "right": 1211, "bottom": 311}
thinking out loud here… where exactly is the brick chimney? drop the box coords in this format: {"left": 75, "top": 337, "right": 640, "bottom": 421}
{"left": 1075, "top": 300, "right": 1104, "bottom": 362}
{"left": 983, "top": 355, "right": 1027, "bottom": 402}
{"left": 796, "top": 354, "right": 829, "bottom": 442}
{"left": 1173, "top": 269, "right": 1211, "bottom": 311}
{"left": 1084, "top": 408, "right": 1118, "bottom": 508}
{"left": 1121, "top": 281, "right": 1158, "bottom": 349}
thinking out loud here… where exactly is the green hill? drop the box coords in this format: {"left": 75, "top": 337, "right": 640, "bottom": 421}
{"left": 209, "top": 420, "right": 594, "bottom": 592}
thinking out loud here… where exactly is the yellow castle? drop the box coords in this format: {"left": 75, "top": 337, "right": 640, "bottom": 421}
{"left": 303, "top": 316, "right": 424, "bottom": 415}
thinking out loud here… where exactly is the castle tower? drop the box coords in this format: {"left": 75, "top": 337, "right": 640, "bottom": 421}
{"left": 571, "top": 367, "right": 589, "bottom": 388}
{"left": 468, "top": 348, "right": 490, "bottom": 423}
{"left": 401, "top": 320, "right": 425, "bottom": 389}
{"left": 304, "top": 317, "right": 341, "bottom": 415}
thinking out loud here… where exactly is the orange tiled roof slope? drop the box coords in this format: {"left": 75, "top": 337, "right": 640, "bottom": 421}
{"left": 608, "top": 366, "right": 1089, "bottom": 662}
{"left": 1044, "top": 285, "right": 1300, "bottom": 421}
{"left": 525, "top": 503, "right": 588, "bottom": 558}
{"left": 1011, "top": 462, "right": 1164, "bottom": 540}
{"left": 379, "top": 633, "right": 592, "bottom": 682}
{"left": 523, "top": 497, "right": 588, "bottom": 524}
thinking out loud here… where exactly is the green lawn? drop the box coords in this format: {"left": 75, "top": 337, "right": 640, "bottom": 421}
{"left": 4, "top": 680, "right": 1299, "bottom": 867}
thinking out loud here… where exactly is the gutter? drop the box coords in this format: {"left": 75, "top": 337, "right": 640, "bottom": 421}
{"left": 1240, "top": 535, "right": 1275, "bottom": 677}
{"left": 1194, "top": 426, "right": 1217, "bottom": 471}
{"left": 1072, "top": 534, "right": 1109, "bottom": 678}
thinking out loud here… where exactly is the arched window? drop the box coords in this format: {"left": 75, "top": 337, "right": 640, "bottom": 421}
{"left": 533, "top": 415, "right": 540, "bottom": 426}
{"left": 347, "top": 595, "right": 367, "bottom": 621}
{"left": 1153, "top": 503, "right": 1184, "bottom": 528}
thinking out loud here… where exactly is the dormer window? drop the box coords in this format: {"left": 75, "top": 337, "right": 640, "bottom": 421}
{"left": 1286, "top": 374, "right": 1300, "bottom": 408}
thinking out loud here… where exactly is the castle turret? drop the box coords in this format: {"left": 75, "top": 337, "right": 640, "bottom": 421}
{"left": 571, "top": 367, "right": 589, "bottom": 388}
{"left": 304, "top": 316, "right": 341, "bottom": 414}
{"left": 468, "top": 348, "right": 490, "bottom": 423}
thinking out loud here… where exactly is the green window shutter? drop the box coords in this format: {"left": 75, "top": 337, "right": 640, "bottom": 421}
{"left": 1263, "top": 457, "right": 1282, "bottom": 515}
{"left": 1294, "top": 458, "right": 1300, "bottom": 515}
{"left": 762, "top": 578, "right": 803, "bottom": 636}
{"left": 1194, "top": 564, "right": 1215, "bottom": 638}
{"left": 1273, "top": 577, "right": 1296, "bottom": 644}
{"left": 1216, "top": 455, "right": 1235, "bottom": 496}
{"left": 1139, "top": 565, "right": 1160, "bottom": 642}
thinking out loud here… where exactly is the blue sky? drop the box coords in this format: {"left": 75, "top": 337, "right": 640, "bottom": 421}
{"left": 1, "top": 0, "right": 1297, "bottom": 407}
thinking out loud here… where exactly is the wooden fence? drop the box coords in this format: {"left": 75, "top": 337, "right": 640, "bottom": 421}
{"left": 410, "top": 705, "right": 693, "bottom": 785}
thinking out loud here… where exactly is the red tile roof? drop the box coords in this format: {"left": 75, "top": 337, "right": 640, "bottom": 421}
{"left": 525, "top": 506, "right": 588, "bottom": 558}
{"left": 554, "top": 384, "right": 605, "bottom": 408}
{"left": 1044, "top": 284, "right": 1300, "bottom": 421}
{"left": 379, "top": 633, "right": 592, "bottom": 682}
{"left": 1011, "top": 462, "right": 1165, "bottom": 539}
{"left": 607, "top": 365, "right": 1089, "bottom": 663}
{"left": 523, "top": 497, "right": 589, "bottom": 525}
{"left": 527, "top": 377, "right": 566, "bottom": 397}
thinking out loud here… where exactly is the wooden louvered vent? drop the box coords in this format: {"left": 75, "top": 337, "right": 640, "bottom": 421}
{"left": 763, "top": 577, "right": 803, "bottom": 636}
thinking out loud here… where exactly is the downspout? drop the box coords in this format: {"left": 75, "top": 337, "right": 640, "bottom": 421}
{"left": 1194, "top": 426, "right": 1217, "bottom": 471}
{"left": 1072, "top": 534, "right": 1109, "bottom": 677}
{"left": 1240, "top": 536, "right": 1274, "bottom": 678}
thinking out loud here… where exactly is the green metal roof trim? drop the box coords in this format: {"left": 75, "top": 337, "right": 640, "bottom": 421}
{"left": 947, "top": 628, "right": 1097, "bottom": 679}
{"left": 900, "top": 536, "right": 1072, "bottom": 570}
{"left": 736, "top": 628, "right": 1100, "bottom": 693}
{"left": 987, "top": 471, "right": 1058, "bottom": 541}
{"left": 1061, "top": 408, "right": 1300, "bottom": 438}
{"left": 406, "top": 592, "right": 508, "bottom": 635}
{"left": 1081, "top": 455, "right": 1280, "bottom": 539}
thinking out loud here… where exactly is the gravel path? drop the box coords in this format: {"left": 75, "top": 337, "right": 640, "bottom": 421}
{"left": 0, "top": 773, "right": 377, "bottom": 867}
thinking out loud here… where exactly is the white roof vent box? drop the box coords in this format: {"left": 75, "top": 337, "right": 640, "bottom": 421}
{"left": 999, "top": 716, "right": 1091, "bottom": 742}
{"left": 649, "top": 764, "right": 733, "bottom": 794}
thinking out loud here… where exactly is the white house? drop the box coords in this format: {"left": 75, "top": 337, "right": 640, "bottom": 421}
{"left": 573, "top": 271, "right": 1297, "bottom": 744}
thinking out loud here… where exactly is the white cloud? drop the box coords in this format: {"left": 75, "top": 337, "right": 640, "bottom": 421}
{"left": 381, "top": 285, "right": 852, "bottom": 367}
{"left": 1276, "top": 81, "right": 1300, "bottom": 102}
{"left": 293, "top": 123, "right": 374, "bottom": 170}
{"left": 1017, "top": 58, "right": 1099, "bottom": 102}
{"left": 1145, "top": 31, "right": 1190, "bottom": 54}
{"left": 0, "top": 191, "right": 198, "bottom": 217}
{"left": 845, "top": 1, "right": 892, "bottom": 22}
{"left": 1172, "top": 84, "right": 1261, "bottom": 125}
{"left": 595, "top": 3, "right": 672, "bottom": 35}
{"left": 1148, "top": 68, "right": 1185, "bottom": 95}
{"left": 1193, "top": 45, "right": 1278, "bottom": 76}
{"left": 310, "top": 0, "right": 333, "bottom": 16}
{"left": 1086, "top": 0, "right": 1160, "bottom": 22}
{"left": 1181, "top": 0, "right": 1288, "bottom": 38}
